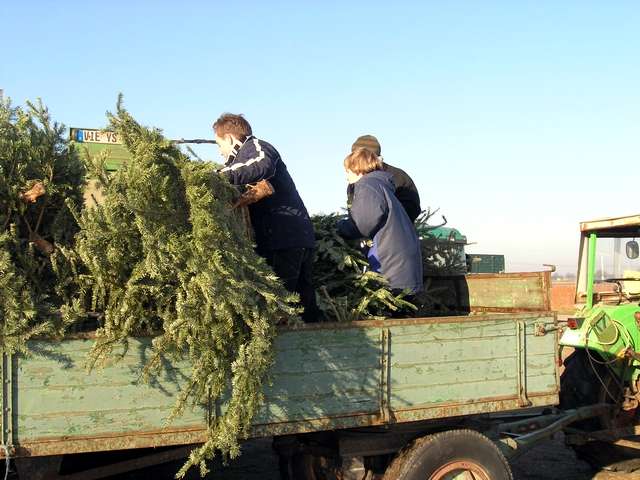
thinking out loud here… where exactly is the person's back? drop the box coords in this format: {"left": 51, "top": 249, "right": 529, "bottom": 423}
{"left": 338, "top": 149, "right": 423, "bottom": 294}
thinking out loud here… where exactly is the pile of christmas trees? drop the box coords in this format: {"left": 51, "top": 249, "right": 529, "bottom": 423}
{"left": 1, "top": 97, "right": 300, "bottom": 475}
{"left": 0, "top": 95, "right": 431, "bottom": 475}
{"left": 312, "top": 213, "right": 416, "bottom": 321}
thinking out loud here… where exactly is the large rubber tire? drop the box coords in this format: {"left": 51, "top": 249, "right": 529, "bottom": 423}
{"left": 383, "top": 429, "right": 512, "bottom": 480}
{"left": 559, "top": 349, "right": 605, "bottom": 430}
{"left": 560, "top": 349, "right": 640, "bottom": 469}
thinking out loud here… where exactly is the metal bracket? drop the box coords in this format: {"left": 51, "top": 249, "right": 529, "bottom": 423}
{"left": 534, "top": 323, "right": 547, "bottom": 336}
{"left": 565, "top": 422, "right": 640, "bottom": 446}
{"left": 1, "top": 351, "right": 14, "bottom": 452}
{"left": 379, "top": 328, "right": 391, "bottom": 423}
{"left": 516, "top": 321, "right": 531, "bottom": 407}
{"left": 534, "top": 322, "right": 562, "bottom": 336}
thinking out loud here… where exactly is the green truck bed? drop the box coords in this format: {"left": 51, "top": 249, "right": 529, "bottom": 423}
{"left": 3, "top": 272, "right": 558, "bottom": 459}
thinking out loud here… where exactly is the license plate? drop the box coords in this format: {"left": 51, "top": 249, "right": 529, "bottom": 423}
{"left": 71, "top": 128, "right": 121, "bottom": 144}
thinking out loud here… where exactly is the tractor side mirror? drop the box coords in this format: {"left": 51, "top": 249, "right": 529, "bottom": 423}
{"left": 626, "top": 240, "right": 639, "bottom": 260}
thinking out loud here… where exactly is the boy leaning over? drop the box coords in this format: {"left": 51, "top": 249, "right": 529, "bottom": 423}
{"left": 213, "top": 113, "right": 319, "bottom": 322}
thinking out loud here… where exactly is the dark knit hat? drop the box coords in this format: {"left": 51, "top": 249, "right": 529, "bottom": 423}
{"left": 352, "top": 134, "right": 381, "bottom": 156}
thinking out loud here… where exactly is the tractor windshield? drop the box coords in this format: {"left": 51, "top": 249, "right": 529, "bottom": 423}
{"left": 593, "top": 237, "right": 640, "bottom": 281}
{"left": 576, "top": 236, "right": 640, "bottom": 304}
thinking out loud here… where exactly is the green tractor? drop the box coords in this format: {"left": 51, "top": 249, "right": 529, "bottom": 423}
{"left": 559, "top": 214, "right": 640, "bottom": 465}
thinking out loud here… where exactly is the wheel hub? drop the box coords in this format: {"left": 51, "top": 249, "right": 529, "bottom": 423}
{"left": 428, "top": 460, "right": 491, "bottom": 480}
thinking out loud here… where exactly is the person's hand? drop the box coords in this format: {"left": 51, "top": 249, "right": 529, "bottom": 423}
{"left": 232, "top": 180, "right": 274, "bottom": 208}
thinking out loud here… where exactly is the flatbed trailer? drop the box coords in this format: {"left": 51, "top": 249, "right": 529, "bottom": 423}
{"left": 3, "top": 270, "right": 586, "bottom": 479}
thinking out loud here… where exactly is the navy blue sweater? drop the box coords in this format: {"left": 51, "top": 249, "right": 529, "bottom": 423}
{"left": 221, "top": 136, "right": 315, "bottom": 251}
{"left": 338, "top": 171, "right": 423, "bottom": 293}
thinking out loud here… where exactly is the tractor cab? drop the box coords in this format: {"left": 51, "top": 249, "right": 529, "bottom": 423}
{"left": 575, "top": 214, "right": 640, "bottom": 308}
{"left": 561, "top": 214, "right": 640, "bottom": 361}
{"left": 559, "top": 215, "right": 640, "bottom": 463}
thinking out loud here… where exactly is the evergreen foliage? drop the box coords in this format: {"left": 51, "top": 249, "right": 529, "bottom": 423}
{"left": 416, "top": 209, "right": 468, "bottom": 276}
{"left": 312, "top": 213, "right": 416, "bottom": 321}
{"left": 0, "top": 98, "right": 84, "bottom": 352}
{"left": 312, "top": 209, "right": 469, "bottom": 320}
{"left": 67, "top": 97, "right": 298, "bottom": 477}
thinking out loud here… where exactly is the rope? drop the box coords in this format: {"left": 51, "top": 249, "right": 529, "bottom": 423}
{"left": 584, "top": 317, "right": 635, "bottom": 403}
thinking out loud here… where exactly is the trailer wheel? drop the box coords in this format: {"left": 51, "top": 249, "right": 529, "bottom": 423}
{"left": 383, "top": 429, "right": 512, "bottom": 480}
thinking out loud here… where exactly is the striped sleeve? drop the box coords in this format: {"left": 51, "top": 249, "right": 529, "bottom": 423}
{"left": 221, "top": 138, "right": 277, "bottom": 185}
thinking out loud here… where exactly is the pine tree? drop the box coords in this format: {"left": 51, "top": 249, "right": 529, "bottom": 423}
{"left": 312, "top": 213, "right": 416, "bottom": 322}
{"left": 67, "top": 96, "right": 298, "bottom": 477}
{"left": 0, "top": 98, "right": 85, "bottom": 352}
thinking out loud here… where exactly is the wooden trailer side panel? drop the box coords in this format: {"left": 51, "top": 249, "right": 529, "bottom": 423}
{"left": 386, "top": 314, "right": 558, "bottom": 423}
{"left": 7, "top": 313, "right": 558, "bottom": 458}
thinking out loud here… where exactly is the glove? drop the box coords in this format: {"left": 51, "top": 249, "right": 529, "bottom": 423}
{"left": 233, "top": 180, "right": 274, "bottom": 209}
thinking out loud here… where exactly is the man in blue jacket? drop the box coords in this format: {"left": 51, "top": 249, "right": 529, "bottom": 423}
{"left": 213, "top": 113, "right": 318, "bottom": 322}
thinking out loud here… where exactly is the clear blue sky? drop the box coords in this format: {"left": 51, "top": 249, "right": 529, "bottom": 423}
{"left": 2, "top": 1, "right": 639, "bottom": 274}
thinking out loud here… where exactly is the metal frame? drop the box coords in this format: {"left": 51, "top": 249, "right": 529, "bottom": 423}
{"left": 498, "top": 404, "right": 612, "bottom": 458}
{"left": 587, "top": 233, "right": 597, "bottom": 309}
{"left": 516, "top": 321, "right": 531, "bottom": 407}
{"left": 379, "top": 328, "right": 390, "bottom": 423}
{"left": 1, "top": 351, "right": 15, "bottom": 455}
{"left": 580, "top": 214, "right": 640, "bottom": 233}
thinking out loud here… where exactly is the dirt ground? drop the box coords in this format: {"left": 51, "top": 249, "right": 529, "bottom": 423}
{"left": 104, "top": 434, "right": 640, "bottom": 480}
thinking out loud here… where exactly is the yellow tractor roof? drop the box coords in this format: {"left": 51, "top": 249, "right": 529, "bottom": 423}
{"left": 580, "top": 214, "right": 640, "bottom": 233}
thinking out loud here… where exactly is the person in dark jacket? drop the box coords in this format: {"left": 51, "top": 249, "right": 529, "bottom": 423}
{"left": 338, "top": 148, "right": 423, "bottom": 295}
{"left": 347, "top": 135, "right": 421, "bottom": 223}
{"left": 213, "top": 113, "right": 319, "bottom": 322}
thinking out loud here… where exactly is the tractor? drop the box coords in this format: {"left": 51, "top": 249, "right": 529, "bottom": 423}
{"left": 560, "top": 214, "right": 640, "bottom": 467}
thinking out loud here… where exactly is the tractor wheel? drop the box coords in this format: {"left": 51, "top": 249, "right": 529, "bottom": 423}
{"left": 560, "top": 349, "right": 640, "bottom": 469}
{"left": 560, "top": 349, "right": 607, "bottom": 429}
{"left": 383, "top": 429, "right": 512, "bottom": 480}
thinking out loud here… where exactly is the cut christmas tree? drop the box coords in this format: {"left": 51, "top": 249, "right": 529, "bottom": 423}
{"left": 63, "top": 96, "right": 299, "bottom": 477}
{"left": 0, "top": 97, "right": 85, "bottom": 353}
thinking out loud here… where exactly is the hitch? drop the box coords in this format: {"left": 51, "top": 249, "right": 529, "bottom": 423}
{"left": 497, "top": 404, "right": 612, "bottom": 459}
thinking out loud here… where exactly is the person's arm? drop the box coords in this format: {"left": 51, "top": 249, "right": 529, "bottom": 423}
{"left": 346, "top": 183, "right": 354, "bottom": 209}
{"left": 348, "top": 184, "right": 388, "bottom": 238}
{"left": 221, "top": 138, "right": 277, "bottom": 185}
{"left": 396, "top": 187, "right": 421, "bottom": 223}
{"left": 385, "top": 163, "right": 421, "bottom": 222}
{"left": 337, "top": 216, "right": 361, "bottom": 239}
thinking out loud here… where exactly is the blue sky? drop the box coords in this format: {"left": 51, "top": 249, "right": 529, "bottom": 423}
{"left": 2, "top": 1, "right": 639, "bottom": 274}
